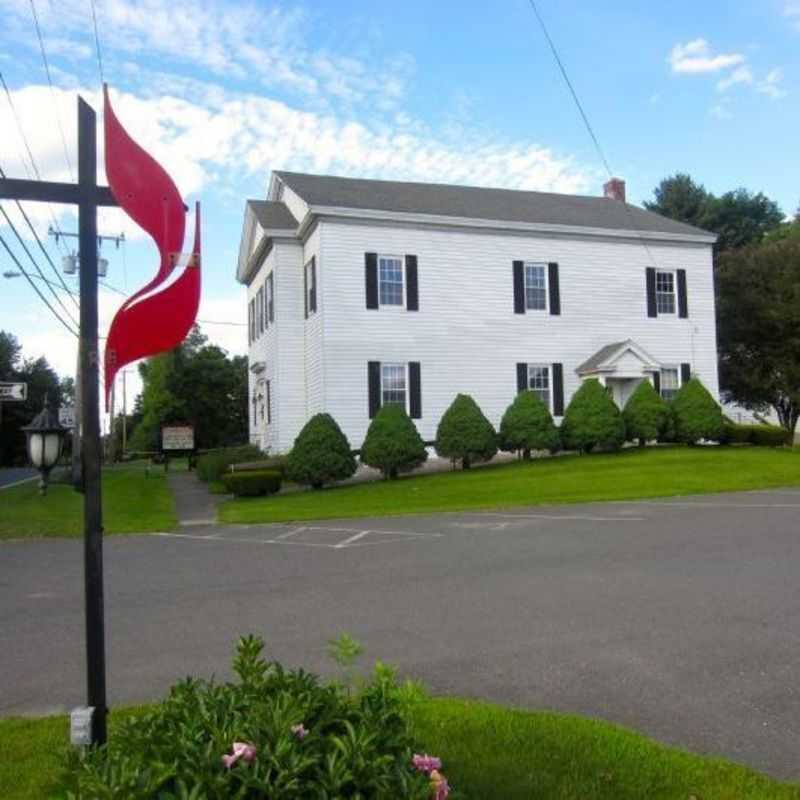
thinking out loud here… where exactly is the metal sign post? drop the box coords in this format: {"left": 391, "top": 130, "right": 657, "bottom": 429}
{"left": 0, "top": 381, "right": 27, "bottom": 427}
{"left": 0, "top": 96, "right": 117, "bottom": 746}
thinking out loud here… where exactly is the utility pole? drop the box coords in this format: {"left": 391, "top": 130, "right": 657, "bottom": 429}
{"left": 0, "top": 96, "right": 118, "bottom": 745}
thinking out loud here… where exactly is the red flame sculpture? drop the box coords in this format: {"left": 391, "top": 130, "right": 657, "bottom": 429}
{"left": 102, "top": 85, "right": 201, "bottom": 407}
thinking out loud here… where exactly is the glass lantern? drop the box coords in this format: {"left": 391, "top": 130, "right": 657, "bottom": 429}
{"left": 22, "top": 397, "right": 68, "bottom": 495}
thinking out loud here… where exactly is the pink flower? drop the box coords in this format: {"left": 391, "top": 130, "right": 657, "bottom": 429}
{"left": 429, "top": 769, "right": 450, "bottom": 799}
{"left": 221, "top": 741, "right": 257, "bottom": 769}
{"left": 412, "top": 753, "right": 442, "bottom": 774}
{"left": 291, "top": 723, "right": 309, "bottom": 740}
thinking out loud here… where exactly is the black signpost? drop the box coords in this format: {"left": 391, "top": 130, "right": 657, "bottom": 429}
{"left": 0, "top": 96, "right": 118, "bottom": 745}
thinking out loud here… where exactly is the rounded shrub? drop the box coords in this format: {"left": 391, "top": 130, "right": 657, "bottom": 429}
{"left": 560, "top": 378, "right": 626, "bottom": 453}
{"left": 671, "top": 377, "right": 725, "bottom": 444}
{"left": 498, "top": 390, "right": 560, "bottom": 457}
{"left": 361, "top": 404, "right": 428, "bottom": 479}
{"left": 622, "top": 379, "right": 670, "bottom": 445}
{"left": 197, "top": 444, "right": 263, "bottom": 483}
{"left": 221, "top": 469, "right": 282, "bottom": 497}
{"left": 285, "top": 413, "right": 357, "bottom": 488}
{"left": 435, "top": 393, "right": 497, "bottom": 469}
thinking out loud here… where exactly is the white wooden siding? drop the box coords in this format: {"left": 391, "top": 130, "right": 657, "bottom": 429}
{"left": 317, "top": 219, "right": 718, "bottom": 447}
{"left": 303, "top": 225, "right": 325, "bottom": 423}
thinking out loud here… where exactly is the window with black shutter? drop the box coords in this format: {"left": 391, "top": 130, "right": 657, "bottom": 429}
{"left": 548, "top": 263, "right": 561, "bottom": 316}
{"left": 646, "top": 267, "right": 658, "bottom": 318}
{"left": 552, "top": 363, "right": 564, "bottom": 415}
{"left": 405, "top": 255, "right": 418, "bottom": 311}
{"left": 677, "top": 269, "right": 688, "bottom": 318}
{"left": 409, "top": 362, "right": 421, "bottom": 418}
{"left": 368, "top": 361, "right": 381, "bottom": 418}
{"left": 365, "top": 252, "right": 378, "bottom": 309}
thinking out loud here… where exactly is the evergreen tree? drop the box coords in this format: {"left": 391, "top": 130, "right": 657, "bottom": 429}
{"left": 560, "top": 379, "right": 625, "bottom": 453}
{"left": 671, "top": 377, "right": 725, "bottom": 444}
{"left": 498, "top": 390, "right": 560, "bottom": 457}
{"left": 623, "top": 379, "right": 670, "bottom": 446}
{"left": 360, "top": 404, "right": 427, "bottom": 479}
{"left": 286, "top": 413, "right": 357, "bottom": 488}
{"left": 435, "top": 393, "right": 497, "bottom": 469}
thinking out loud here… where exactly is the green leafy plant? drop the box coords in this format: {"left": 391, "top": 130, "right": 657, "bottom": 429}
{"left": 360, "top": 405, "right": 428, "bottom": 479}
{"left": 622, "top": 380, "right": 671, "bottom": 446}
{"left": 221, "top": 469, "right": 282, "bottom": 497}
{"left": 498, "top": 390, "right": 560, "bottom": 457}
{"left": 671, "top": 377, "right": 725, "bottom": 444}
{"left": 435, "top": 394, "right": 497, "bottom": 469}
{"left": 61, "top": 636, "right": 432, "bottom": 799}
{"left": 723, "top": 422, "right": 789, "bottom": 447}
{"left": 560, "top": 379, "right": 625, "bottom": 453}
{"left": 196, "top": 445, "right": 264, "bottom": 483}
{"left": 285, "top": 414, "right": 357, "bottom": 489}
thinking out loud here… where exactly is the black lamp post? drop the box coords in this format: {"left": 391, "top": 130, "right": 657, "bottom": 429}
{"left": 22, "top": 396, "right": 68, "bottom": 495}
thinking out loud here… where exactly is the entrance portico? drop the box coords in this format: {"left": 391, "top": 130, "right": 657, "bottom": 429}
{"left": 576, "top": 340, "right": 661, "bottom": 407}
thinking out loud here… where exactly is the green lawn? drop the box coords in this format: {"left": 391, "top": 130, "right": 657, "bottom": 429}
{"left": 0, "top": 468, "right": 177, "bottom": 539}
{"left": 220, "top": 445, "right": 800, "bottom": 525}
{"left": 2, "top": 699, "right": 798, "bottom": 799}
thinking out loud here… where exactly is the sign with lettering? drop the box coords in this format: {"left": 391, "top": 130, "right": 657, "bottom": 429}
{"left": 162, "top": 425, "right": 195, "bottom": 451}
{"left": 0, "top": 382, "right": 27, "bottom": 401}
{"left": 59, "top": 405, "right": 76, "bottom": 429}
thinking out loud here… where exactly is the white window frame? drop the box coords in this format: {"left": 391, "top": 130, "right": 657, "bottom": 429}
{"left": 527, "top": 363, "right": 552, "bottom": 412}
{"left": 655, "top": 270, "right": 676, "bottom": 316}
{"left": 523, "top": 262, "right": 549, "bottom": 312}
{"left": 377, "top": 254, "right": 405, "bottom": 308}
{"left": 380, "top": 362, "right": 408, "bottom": 412}
{"left": 659, "top": 366, "right": 680, "bottom": 401}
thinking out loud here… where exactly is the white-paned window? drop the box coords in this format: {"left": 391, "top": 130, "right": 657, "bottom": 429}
{"left": 305, "top": 259, "right": 316, "bottom": 316}
{"left": 378, "top": 255, "right": 404, "bottom": 306}
{"left": 257, "top": 286, "right": 264, "bottom": 336}
{"left": 660, "top": 367, "right": 679, "bottom": 401}
{"left": 528, "top": 364, "right": 551, "bottom": 411}
{"left": 524, "top": 263, "right": 548, "bottom": 311}
{"left": 381, "top": 363, "right": 407, "bottom": 409}
{"left": 656, "top": 270, "right": 676, "bottom": 314}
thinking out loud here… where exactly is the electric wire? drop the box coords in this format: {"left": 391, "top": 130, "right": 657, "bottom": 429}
{"left": 0, "top": 231, "right": 78, "bottom": 336}
{"left": 28, "top": 0, "right": 74, "bottom": 181}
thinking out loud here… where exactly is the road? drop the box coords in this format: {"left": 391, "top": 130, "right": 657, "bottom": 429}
{"left": 2, "top": 489, "right": 799, "bottom": 779}
{"left": 0, "top": 467, "right": 36, "bottom": 488}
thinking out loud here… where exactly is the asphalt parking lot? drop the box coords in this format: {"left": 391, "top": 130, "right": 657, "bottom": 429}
{"left": 2, "top": 488, "right": 800, "bottom": 779}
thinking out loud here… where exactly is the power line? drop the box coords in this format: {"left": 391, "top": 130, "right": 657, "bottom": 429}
{"left": 525, "top": 0, "right": 612, "bottom": 179}
{"left": 0, "top": 230, "right": 78, "bottom": 336}
{"left": 28, "top": 0, "right": 74, "bottom": 182}
{"left": 89, "top": 0, "right": 105, "bottom": 84}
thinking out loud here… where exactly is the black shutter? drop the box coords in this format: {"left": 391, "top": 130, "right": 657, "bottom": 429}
{"left": 368, "top": 361, "right": 381, "bottom": 418}
{"left": 310, "top": 257, "right": 317, "bottom": 313}
{"left": 303, "top": 263, "right": 308, "bottom": 319}
{"left": 268, "top": 273, "right": 274, "bottom": 323}
{"left": 552, "top": 363, "right": 564, "bottom": 416}
{"left": 646, "top": 267, "right": 657, "bottom": 318}
{"left": 266, "top": 380, "right": 271, "bottom": 424}
{"left": 405, "top": 255, "right": 419, "bottom": 311}
{"left": 513, "top": 260, "right": 525, "bottom": 314}
{"left": 516, "top": 362, "right": 528, "bottom": 393}
{"left": 677, "top": 269, "right": 688, "bottom": 318}
{"left": 680, "top": 363, "right": 691, "bottom": 385}
{"left": 652, "top": 371, "right": 661, "bottom": 395}
{"left": 365, "top": 252, "right": 378, "bottom": 309}
{"left": 409, "top": 362, "right": 421, "bottom": 419}
{"left": 548, "top": 262, "right": 561, "bottom": 315}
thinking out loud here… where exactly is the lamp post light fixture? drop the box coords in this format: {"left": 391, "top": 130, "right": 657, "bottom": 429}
{"left": 22, "top": 396, "right": 68, "bottom": 495}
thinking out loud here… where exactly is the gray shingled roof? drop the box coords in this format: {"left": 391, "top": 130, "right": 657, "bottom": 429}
{"left": 576, "top": 341, "right": 629, "bottom": 374}
{"left": 274, "top": 171, "right": 713, "bottom": 239}
{"left": 247, "top": 200, "right": 298, "bottom": 230}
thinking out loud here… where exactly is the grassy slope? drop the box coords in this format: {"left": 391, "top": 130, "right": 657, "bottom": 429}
{"left": 2, "top": 700, "right": 798, "bottom": 799}
{"left": 0, "top": 468, "right": 177, "bottom": 539}
{"left": 220, "top": 446, "right": 800, "bottom": 524}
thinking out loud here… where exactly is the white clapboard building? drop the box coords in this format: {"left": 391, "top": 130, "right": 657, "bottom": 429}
{"left": 236, "top": 172, "right": 718, "bottom": 454}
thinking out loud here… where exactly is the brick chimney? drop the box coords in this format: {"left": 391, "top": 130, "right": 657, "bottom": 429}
{"left": 603, "top": 177, "right": 626, "bottom": 202}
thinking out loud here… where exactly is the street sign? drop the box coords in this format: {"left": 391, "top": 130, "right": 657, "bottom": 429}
{"left": 0, "top": 382, "right": 27, "bottom": 401}
{"left": 162, "top": 425, "right": 195, "bottom": 450}
{"left": 59, "top": 405, "right": 76, "bottom": 429}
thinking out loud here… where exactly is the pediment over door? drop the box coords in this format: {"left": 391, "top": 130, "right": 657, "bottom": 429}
{"left": 576, "top": 339, "right": 660, "bottom": 380}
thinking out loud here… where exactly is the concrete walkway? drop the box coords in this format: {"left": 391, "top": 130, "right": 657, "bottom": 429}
{"left": 167, "top": 471, "right": 225, "bottom": 527}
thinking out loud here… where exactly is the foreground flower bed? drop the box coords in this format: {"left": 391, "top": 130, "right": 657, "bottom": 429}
{"left": 62, "top": 636, "right": 447, "bottom": 798}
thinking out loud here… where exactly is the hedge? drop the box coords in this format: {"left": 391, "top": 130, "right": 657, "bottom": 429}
{"left": 196, "top": 445, "right": 264, "bottom": 483}
{"left": 221, "top": 469, "right": 282, "bottom": 497}
{"left": 723, "top": 423, "right": 790, "bottom": 447}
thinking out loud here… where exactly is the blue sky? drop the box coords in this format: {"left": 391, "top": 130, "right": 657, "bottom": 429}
{"left": 0, "top": 0, "right": 797, "bottom": 417}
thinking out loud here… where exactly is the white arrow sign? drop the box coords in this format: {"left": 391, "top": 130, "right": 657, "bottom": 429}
{"left": 0, "top": 382, "right": 27, "bottom": 401}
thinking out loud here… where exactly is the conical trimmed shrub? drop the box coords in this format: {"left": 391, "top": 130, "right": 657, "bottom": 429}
{"left": 285, "top": 413, "right": 357, "bottom": 489}
{"left": 499, "top": 390, "right": 560, "bottom": 457}
{"left": 361, "top": 404, "right": 428, "bottom": 479}
{"left": 560, "top": 378, "right": 625, "bottom": 453}
{"left": 671, "top": 377, "right": 725, "bottom": 443}
{"left": 623, "top": 379, "right": 670, "bottom": 446}
{"left": 435, "top": 393, "right": 497, "bottom": 469}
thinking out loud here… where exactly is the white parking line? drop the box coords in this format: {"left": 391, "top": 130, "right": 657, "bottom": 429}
{"left": 621, "top": 501, "right": 800, "bottom": 509}
{"left": 475, "top": 512, "right": 647, "bottom": 522}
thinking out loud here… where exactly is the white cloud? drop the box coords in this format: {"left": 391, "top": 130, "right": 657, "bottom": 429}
{"left": 756, "top": 68, "right": 787, "bottom": 99}
{"left": 785, "top": 2, "right": 800, "bottom": 30}
{"left": 669, "top": 39, "right": 745, "bottom": 74}
{"left": 716, "top": 65, "right": 753, "bottom": 91}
